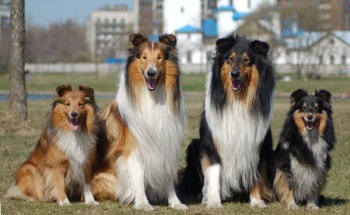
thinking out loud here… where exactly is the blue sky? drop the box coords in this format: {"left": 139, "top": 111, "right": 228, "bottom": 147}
{"left": 25, "top": 0, "right": 133, "bottom": 27}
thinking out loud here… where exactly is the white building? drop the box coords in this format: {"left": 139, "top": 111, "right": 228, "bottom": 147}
{"left": 277, "top": 31, "right": 350, "bottom": 74}
{"left": 85, "top": 5, "right": 134, "bottom": 59}
{"left": 163, "top": 0, "right": 201, "bottom": 34}
{"left": 216, "top": 0, "right": 277, "bottom": 37}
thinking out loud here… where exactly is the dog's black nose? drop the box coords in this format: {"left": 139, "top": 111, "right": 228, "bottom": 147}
{"left": 231, "top": 69, "right": 240, "bottom": 78}
{"left": 147, "top": 68, "right": 157, "bottom": 78}
{"left": 71, "top": 111, "right": 78, "bottom": 118}
{"left": 307, "top": 113, "right": 313, "bottom": 120}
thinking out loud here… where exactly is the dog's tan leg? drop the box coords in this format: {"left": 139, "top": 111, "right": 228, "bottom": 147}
{"left": 273, "top": 169, "right": 297, "bottom": 210}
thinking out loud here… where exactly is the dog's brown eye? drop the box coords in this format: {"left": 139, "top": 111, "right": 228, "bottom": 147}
{"left": 78, "top": 103, "right": 83, "bottom": 107}
{"left": 158, "top": 56, "right": 163, "bottom": 61}
{"left": 66, "top": 103, "right": 70, "bottom": 106}
{"left": 227, "top": 57, "right": 233, "bottom": 64}
{"left": 142, "top": 56, "right": 147, "bottom": 60}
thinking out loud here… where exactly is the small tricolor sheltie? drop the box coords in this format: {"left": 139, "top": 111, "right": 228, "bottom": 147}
{"left": 4, "top": 85, "right": 99, "bottom": 205}
{"left": 91, "top": 33, "right": 187, "bottom": 211}
{"left": 179, "top": 34, "right": 275, "bottom": 208}
{"left": 273, "top": 89, "right": 335, "bottom": 210}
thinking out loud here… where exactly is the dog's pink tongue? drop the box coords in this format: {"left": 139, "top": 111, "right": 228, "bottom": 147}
{"left": 69, "top": 121, "right": 79, "bottom": 131}
{"left": 147, "top": 79, "right": 157, "bottom": 91}
{"left": 306, "top": 122, "right": 313, "bottom": 131}
{"left": 232, "top": 80, "right": 241, "bottom": 91}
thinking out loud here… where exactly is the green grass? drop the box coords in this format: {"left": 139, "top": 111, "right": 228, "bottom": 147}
{"left": 1, "top": 72, "right": 349, "bottom": 97}
{"left": 1, "top": 73, "right": 350, "bottom": 214}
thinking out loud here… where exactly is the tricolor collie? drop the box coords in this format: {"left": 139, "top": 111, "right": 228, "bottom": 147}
{"left": 91, "top": 33, "right": 187, "bottom": 211}
{"left": 273, "top": 89, "right": 335, "bottom": 210}
{"left": 4, "top": 85, "right": 99, "bottom": 205}
{"left": 179, "top": 35, "right": 275, "bottom": 208}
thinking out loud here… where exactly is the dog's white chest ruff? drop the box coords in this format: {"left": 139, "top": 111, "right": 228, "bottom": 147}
{"left": 56, "top": 131, "right": 95, "bottom": 186}
{"left": 116, "top": 75, "right": 185, "bottom": 199}
{"left": 290, "top": 131, "right": 328, "bottom": 201}
{"left": 205, "top": 100, "right": 270, "bottom": 198}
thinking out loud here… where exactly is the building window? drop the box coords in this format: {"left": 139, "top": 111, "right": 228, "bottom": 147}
{"left": 330, "top": 55, "right": 334, "bottom": 65}
{"left": 342, "top": 55, "right": 346, "bottom": 65}
{"left": 319, "top": 55, "right": 323, "bottom": 64}
{"left": 186, "top": 51, "right": 192, "bottom": 63}
{"left": 180, "top": 7, "right": 184, "bottom": 13}
{"left": 329, "top": 38, "right": 334, "bottom": 45}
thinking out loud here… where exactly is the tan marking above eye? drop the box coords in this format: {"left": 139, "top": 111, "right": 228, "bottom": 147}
{"left": 302, "top": 103, "right": 307, "bottom": 110}
{"left": 226, "top": 53, "right": 236, "bottom": 64}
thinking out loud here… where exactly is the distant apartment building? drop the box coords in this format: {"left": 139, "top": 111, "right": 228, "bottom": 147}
{"left": 0, "top": 0, "right": 10, "bottom": 37}
{"left": 135, "top": 0, "right": 163, "bottom": 36}
{"left": 278, "top": 0, "right": 350, "bottom": 31}
{"left": 85, "top": 5, "right": 134, "bottom": 60}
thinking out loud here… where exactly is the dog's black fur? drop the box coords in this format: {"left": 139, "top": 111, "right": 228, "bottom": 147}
{"left": 273, "top": 89, "right": 335, "bottom": 209}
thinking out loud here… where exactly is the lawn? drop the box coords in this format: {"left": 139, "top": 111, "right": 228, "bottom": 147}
{"left": 0, "top": 72, "right": 349, "bottom": 214}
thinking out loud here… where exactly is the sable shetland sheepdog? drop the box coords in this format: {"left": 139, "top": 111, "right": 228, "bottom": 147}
{"left": 91, "top": 33, "right": 187, "bottom": 211}
{"left": 178, "top": 34, "right": 275, "bottom": 208}
{"left": 273, "top": 89, "right": 335, "bottom": 210}
{"left": 4, "top": 85, "right": 99, "bottom": 206}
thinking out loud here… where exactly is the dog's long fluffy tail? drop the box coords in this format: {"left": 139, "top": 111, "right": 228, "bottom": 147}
{"left": 177, "top": 139, "right": 203, "bottom": 195}
{"left": 3, "top": 185, "right": 33, "bottom": 201}
{"left": 91, "top": 171, "right": 118, "bottom": 201}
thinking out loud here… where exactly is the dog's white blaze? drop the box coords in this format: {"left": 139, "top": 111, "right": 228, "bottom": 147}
{"left": 115, "top": 72, "right": 185, "bottom": 201}
{"left": 204, "top": 72, "right": 271, "bottom": 199}
{"left": 290, "top": 128, "right": 328, "bottom": 202}
{"left": 56, "top": 130, "right": 96, "bottom": 193}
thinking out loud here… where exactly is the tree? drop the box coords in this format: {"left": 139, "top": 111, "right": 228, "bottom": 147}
{"left": 8, "top": 0, "right": 27, "bottom": 121}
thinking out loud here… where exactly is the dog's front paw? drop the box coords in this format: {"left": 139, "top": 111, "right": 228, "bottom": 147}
{"left": 250, "top": 198, "right": 266, "bottom": 208}
{"left": 170, "top": 203, "right": 189, "bottom": 210}
{"left": 134, "top": 203, "right": 154, "bottom": 211}
{"left": 306, "top": 203, "right": 319, "bottom": 210}
{"left": 287, "top": 202, "right": 298, "bottom": 210}
{"left": 206, "top": 201, "right": 222, "bottom": 209}
{"left": 58, "top": 198, "right": 71, "bottom": 206}
{"left": 85, "top": 199, "right": 99, "bottom": 205}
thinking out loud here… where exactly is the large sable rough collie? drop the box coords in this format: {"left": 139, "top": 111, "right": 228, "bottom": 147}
{"left": 4, "top": 85, "right": 99, "bottom": 205}
{"left": 179, "top": 35, "right": 275, "bottom": 208}
{"left": 273, "top": 89, "right": 335, "bottom": 210}
{"left": 91, "top": 33, "right": 187, "bottom": 211}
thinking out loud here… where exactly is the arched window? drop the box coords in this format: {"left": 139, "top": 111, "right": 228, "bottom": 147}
{"left": 330, "top": 55, "right": 334, "bottom": 65}
{"left": 341, "top": 55, "right": 346, "bottom": 65}
{"left": 319, "top": 55, "right": 323, "bottom": 64}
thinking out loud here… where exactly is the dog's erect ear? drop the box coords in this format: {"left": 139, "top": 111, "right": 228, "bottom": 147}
{"left": 56, "top": 84, "right": 72, "bottom": 97}
{"left": 290, "top": 88, "right": 308, "bottom": 106}
{"left": 315, "top": 89, "right": 331, "bottom": 103}
{"left": 250, "top": 40, "right": 269, "bottom": 57}
{"left": 216, "top": 35, "right": 236, "bottom": 54}
{"left": 159, "top": 34, "right": 177, "bottom": 47}
{"left": 79, "top": 85, "right": 95, "bottom": 102}
{"left": 129, "top": 33, "right": 148, "bottom": 47}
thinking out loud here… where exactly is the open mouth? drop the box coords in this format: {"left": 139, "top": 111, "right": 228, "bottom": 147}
{"left": 146, "top": 76, "right": 160, "bottom": 91}
{"left": 232, "top": 79, "right": 242, "bottom": 91}
{"left": 305, "top": 121, "right": 314, "bottom": 131}
{"left": 69, "top": 118, "right": 79, "bottom": 131}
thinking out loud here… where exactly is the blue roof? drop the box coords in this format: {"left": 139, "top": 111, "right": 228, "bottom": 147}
{"left": 214, "top": 5, "right": 234, "bottom": 12}
{"left": 333, "top": 31, "right": 350, "bottom": 44}
{"left": 286, "top": 32, "right": 326, "bottom": 49}
{"left": 175, "top": 25, "right": 201, "bottom": 33}
{"left": 148, "top": 34, "right": 159, "bottom": 42}
{"left": 233, "top": 11, "right": 251, "bottom": 21}
{"left": 202, "top": 18, "right": 217, "bottom": 37}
